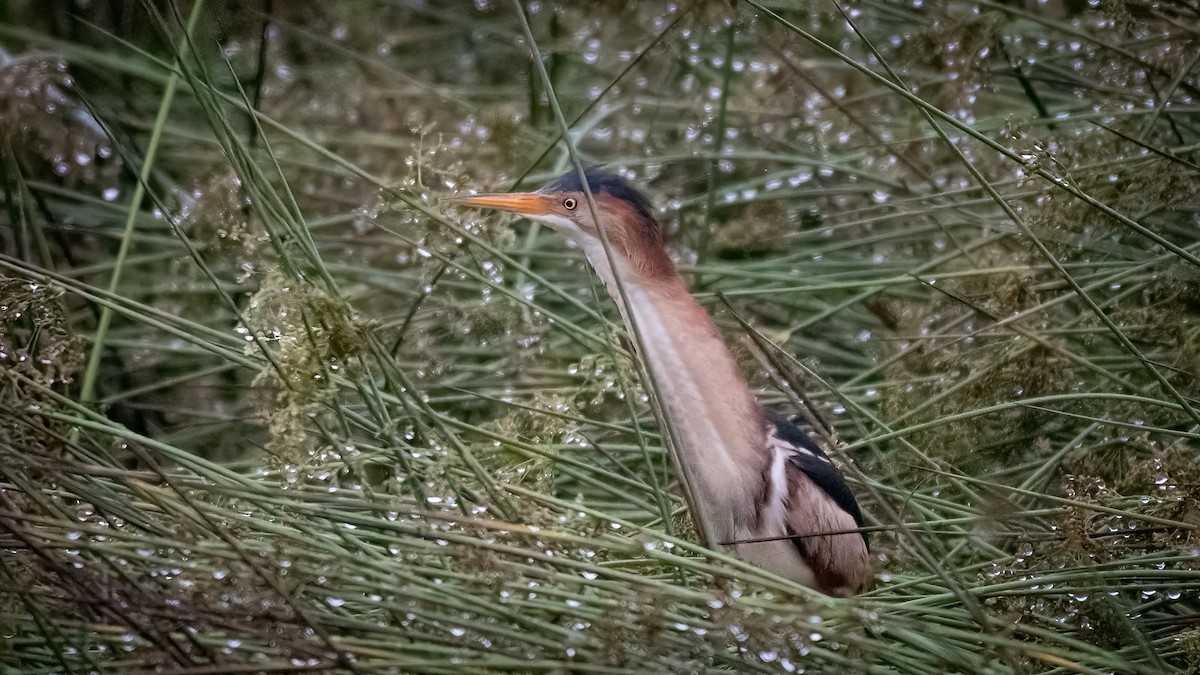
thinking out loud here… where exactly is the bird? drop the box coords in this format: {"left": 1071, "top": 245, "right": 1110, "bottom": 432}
{"left": 452, "top": 168, "right": 870, "bottom": 596}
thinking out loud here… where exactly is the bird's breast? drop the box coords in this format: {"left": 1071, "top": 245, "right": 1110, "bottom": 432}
{"left": 614, "top": 282, "right": 769, "bottom": 523}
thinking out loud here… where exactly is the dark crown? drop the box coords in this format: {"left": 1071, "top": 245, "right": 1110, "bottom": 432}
{"left": 539, "top": 167, "right": 656, "bottom": 223}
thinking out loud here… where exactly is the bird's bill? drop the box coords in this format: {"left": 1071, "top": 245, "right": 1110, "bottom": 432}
{"left": 448, "top": 192, "right": 556, "bottom": 217}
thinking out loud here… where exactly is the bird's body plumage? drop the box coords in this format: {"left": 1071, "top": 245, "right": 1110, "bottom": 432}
{"left": 454, "top": 168, "right": 871, "bottom": 595}
{"left": 754, "top": 417, "right": 870, "bottom": 594}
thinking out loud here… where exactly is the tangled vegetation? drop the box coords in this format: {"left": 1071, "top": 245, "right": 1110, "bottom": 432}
{"left": 1, "top": 1, "right": 1198, "bottom": 672}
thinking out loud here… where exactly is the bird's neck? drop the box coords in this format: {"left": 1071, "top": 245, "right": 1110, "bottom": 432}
{"left": 582, "top": 243, "right": 767, "bottom": 538}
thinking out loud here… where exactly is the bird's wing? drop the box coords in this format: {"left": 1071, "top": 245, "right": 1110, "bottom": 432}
{"left": 765, "top": 415, "right": 871, "bottom": 595}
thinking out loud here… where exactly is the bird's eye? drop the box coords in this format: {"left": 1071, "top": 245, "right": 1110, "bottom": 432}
{"left": 562, "top": 197, "right": 577, "bottom": 210}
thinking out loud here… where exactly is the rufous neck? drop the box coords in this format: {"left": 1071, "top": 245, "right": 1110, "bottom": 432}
{"left": 583, "top": 251, "right": 767, "bottom": 534}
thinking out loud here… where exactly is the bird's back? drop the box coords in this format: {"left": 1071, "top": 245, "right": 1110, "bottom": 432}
{"left": 733, "top": 415, "right": 870, "bottom": 596}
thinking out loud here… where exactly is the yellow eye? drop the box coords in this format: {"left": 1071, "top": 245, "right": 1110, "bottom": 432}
{"left": 563, "top": 197, "right": 577, "bottom": 210}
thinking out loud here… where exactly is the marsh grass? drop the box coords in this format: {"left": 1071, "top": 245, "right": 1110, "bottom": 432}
{"left": 1, "top": 1, "right": 1198, "bottom": 672}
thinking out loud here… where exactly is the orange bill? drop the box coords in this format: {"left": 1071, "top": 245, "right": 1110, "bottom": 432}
{"left": 447, "top": 192, "right": 556, "bottom": 216}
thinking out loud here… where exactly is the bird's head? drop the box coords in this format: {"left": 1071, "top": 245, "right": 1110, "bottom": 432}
{"left": 452, "top": 168, "right": 674, "bottom": 283}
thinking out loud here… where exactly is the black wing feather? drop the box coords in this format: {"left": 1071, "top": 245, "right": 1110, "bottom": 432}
{"left": 768, "top": 410, "right": 833, "bottom": 460}
{"left": 768, "top": 413, "right": 869, "bottom": 548}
